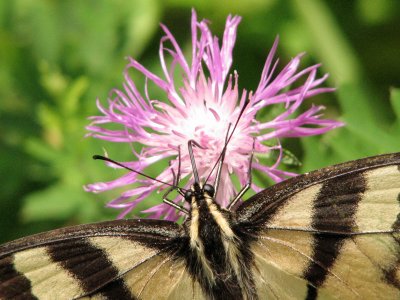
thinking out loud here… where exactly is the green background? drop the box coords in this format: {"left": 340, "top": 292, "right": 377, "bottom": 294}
{"left": 1, "top": 0, "right": 399, "bottom": 243}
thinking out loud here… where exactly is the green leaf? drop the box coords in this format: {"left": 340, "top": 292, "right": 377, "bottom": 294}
{"left": 25, "top": 137, "right": 60, "bottom": 163}
{"left": 123, "top": 0, "right": 161, "bottom": 58}
{"left": 337, "top": 85, "right": 400, "bottom": 152}
{"left": 390, "top": 88, "right": 400, "bottom": 120}
{"left": 21, "top": 185, "right": 86, "bottom": 222}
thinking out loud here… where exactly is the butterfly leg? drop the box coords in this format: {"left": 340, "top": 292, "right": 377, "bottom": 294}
{"left": 174, "top": 145, "right": 182, "bottom": 189}
{"left": 162, "top": 146, "right": 188, "bottom": 214}
{"left": 227, "top": 138, "right": 255, "bottom": 210}
{"left": 162, "top": 188, "right": 188, "bottom": 214}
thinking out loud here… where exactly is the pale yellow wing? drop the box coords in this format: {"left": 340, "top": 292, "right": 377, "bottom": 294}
{"left": 236, "top": 153, "right": 400, "bottom": 299}
{"left": 85, "top": 257, "right": 205, "bottom": 300}
{"left": 0, "top": 219, "right": 206, "bottom": 299}
{"left": 84, "top": 236, "right": 205, "bottom": 300}
{"left": 251, "top": 230, "right": 400, "bottom": 299}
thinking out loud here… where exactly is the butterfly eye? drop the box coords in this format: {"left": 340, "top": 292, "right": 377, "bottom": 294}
{"left": 203, "top": 184, "right": 215, "bottom": 197}
{"left": 184, "top": 190, "right": 193, "bottom": 202}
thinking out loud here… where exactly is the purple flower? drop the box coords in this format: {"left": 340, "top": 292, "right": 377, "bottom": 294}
{"left": 85, "top": 10, "right": 343, "bottom": 220}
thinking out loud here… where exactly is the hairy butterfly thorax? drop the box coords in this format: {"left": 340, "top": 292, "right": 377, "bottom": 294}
{"left": 181, "top": 182, "right": 257, "bottom": 300}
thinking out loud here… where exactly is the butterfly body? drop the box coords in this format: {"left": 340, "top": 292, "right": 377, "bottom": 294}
{"left": 1, "top": 153, "right": 400, "bottom": 299}
{"left": 182, "top": 183, "right": 256, "bottom": 299}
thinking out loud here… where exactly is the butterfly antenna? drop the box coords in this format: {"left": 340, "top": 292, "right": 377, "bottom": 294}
{"left": 211, "top": 123, "right": 231, "bottom": 200}
{"left": 187, "top": 140, "right": 203, "bottom": 184}
{"left": 204, "top": 98, "right": 250, "bottom": 185}
{"left": 93, "top": 155, "right": 185, "bottom": 191}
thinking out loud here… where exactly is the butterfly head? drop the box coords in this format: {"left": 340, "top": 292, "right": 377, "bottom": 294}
{"left": 184, "top": 182, "right": 215, "bottom": 204}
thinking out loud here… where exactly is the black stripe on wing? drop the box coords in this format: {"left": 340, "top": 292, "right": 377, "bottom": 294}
{"left": 46, "top": 239, "right": 132, "bottom": 297}
{"left": 384, "top": 255, "right": 400, "bottom": 290}
{"left": 235, "top": 153, "right": 400, "bottom": 299}
{"left": 91, "top": 278, "right": 135, "bottom": 300}
{"left": 304, "top": 172, "right": 366, "bottom": 299}
{"left": 384, "top": 194, "right": 400, "bottom": 290}
{"left": 0, "top": 256, "right": 37, "bottom": 299}
{"left": 0, "top": 219, "right": 183, "bottom": 299}
{"left": 236, "top": 152, "right": 400, "bottom": 227}
{"left": 394, "top": 191, "right": 400, "bottom": 231}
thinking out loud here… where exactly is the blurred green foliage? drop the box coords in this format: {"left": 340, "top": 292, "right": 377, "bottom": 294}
{"left": 0, "top": 0, "right": 399, "bottom": 242}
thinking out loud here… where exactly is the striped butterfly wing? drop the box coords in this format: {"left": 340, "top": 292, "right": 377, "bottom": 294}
{"left": 0, "top": 219, "right": 204, "bottom": 300}
{"left": 236, "top": 152, "right": 400, "bottom": 299}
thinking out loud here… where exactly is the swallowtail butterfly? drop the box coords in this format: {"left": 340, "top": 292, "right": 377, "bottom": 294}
{"left": 1, "top": 147, "right": 400, "bottom": 299}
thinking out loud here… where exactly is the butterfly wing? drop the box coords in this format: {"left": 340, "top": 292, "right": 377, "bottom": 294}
{"left": 235, "top": 152, "right": 400, "bottom": 299}
{"left": 83, "top": 251, "right": 205, "bottom": 300}
{"left": 0, "top": 219, "right": 203, "bottom": 300}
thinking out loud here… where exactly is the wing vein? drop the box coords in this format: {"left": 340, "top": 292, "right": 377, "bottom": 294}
{"left": 137, "top": 256, "right": 172, "bottom": 297}
{"left": 255, "top": 233, "right": 360, "bottom": 297}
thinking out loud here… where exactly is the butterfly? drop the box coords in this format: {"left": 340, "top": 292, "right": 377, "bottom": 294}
{"left": 1, "top": 145, "right": 399, "bottom": 299}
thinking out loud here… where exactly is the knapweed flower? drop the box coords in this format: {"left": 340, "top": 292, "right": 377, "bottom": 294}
{"left": 85, "top": 10, "right": 343, "bottom": 220}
